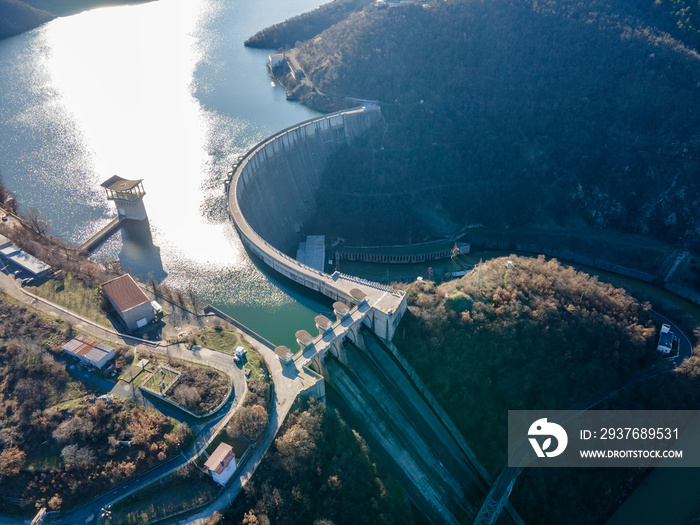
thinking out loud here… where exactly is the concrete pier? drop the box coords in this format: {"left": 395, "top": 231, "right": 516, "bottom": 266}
{"left": 78, "top": 217, "right": 122, "bottom": 254}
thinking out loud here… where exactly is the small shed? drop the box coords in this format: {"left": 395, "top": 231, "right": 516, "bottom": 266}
{"left": 333, "top": 301, "right": 350, "bottom": 320}
{"left": 102, "top": 274, "right": 155, "bottom": 331}
{"left": 657, "top": 324, "right": 675, "bottom": 354}
{"left": 296, "top": 330, "right": 314, "bottom": 348}
{"left": 63, "top": 335, "right": 115, "bottom": 370}
{"left": 315, "top": 314, "right": 333, "bottom": 333}
{"left": 204, "top": 443, "right": 237, "bottom": 486}
{"left": 349, "top": 288, "right": 367, "bottom": 304}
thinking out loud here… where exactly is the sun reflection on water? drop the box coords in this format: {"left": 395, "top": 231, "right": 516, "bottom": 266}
{"left": 0, "top": 0, "right": 329, "bottom": 344}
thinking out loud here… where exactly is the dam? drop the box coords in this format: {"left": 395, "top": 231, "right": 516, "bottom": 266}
{"left": 226, "top": 105, "right": 524, "bottom": 524}
{"left": 226, "top": 105, "right": 406, "bottom": 344}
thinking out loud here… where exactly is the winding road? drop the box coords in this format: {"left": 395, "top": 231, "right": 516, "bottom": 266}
{"left": 0, "top": 266, "right": 250, "bottom": 524}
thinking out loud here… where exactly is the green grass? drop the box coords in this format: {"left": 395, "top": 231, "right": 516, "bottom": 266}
{"left": 243, "top": 350, "right": 264, "bottom": 380}
{"left": 109, "top": 464, "right": 220, "bottom": 525}
{"left": 30, "top": 273, "right": 110, "bottom": 327}
{"left": 141, "top": 366, "right": 180, "bottom": 396}
{"left": 187, "top": 326, "right": 265, "bottom": 380}
{"left": 120, "top": 364, "right": 146, "bottom": 384}
{"left": 189, "top": 326, "right": 254, "bottom": 355}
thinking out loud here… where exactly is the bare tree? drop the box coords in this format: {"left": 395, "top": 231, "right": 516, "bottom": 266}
{"left": 149, "top": 275, "right": 159, "bottom": 296}
{"left": 227, "top": 404, "right": 268, "bottom": 441}
{"left": 22, "top": 207, "right": 50, "bottom": 235}
{"left": 187, "top": 288, "right": 200, "bottom": 310}
{"left": 0, "top": 181, "right": 12, "bottom": 207}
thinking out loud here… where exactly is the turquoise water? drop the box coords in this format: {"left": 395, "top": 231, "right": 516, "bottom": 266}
{"left": 0, "top": 0, "right": 332, "bottom": 347}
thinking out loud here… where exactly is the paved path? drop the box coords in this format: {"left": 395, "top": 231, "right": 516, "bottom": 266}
{"left": 179, "top": 331, "right": 323, "bottom": 523}
{"left": 0, "top": 267, "right": 262, "bottom": 524}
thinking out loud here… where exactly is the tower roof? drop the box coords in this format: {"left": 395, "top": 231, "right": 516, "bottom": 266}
{"left": 101, "top": 175, "right": 144, "bottom": 192}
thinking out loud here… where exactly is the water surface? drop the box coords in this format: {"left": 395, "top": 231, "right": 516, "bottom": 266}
{"left": 0, "top": 0, "right": 330, "bottom": 346}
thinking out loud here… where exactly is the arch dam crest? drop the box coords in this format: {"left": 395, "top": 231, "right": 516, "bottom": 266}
{"left": 226, "top": 105, "right": 407, "bottom": 373}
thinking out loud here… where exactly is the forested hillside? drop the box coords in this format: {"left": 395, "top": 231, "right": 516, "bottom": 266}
{"left": 244, "top": 0, "right": 373, "bottom": 50}
{"left": 0, "top": 0, "right": 52, "bottom": 38}
{"left": 256, "top": 0, "right": 700, "bottom": 254}
{"left": 395, "top": 255, "right": 658, "bottom": 472}
{"left": 218, "top": 398, "right": 414, "bottom": 525}
{"left": 393, "top": 255, "right": 662, "bottom": 522}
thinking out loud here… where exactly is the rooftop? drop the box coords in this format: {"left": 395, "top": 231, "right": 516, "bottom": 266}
{"left": 658, "top": 329, "right": 674, "bottom": 351}
{"left": 296, "top": 330, "right": 314, "bottom": 346}
{"left": 101, "top": 175, "right": 144, "bottom": 192}
{"left": 275, "top": 345, "right": 292, "bottom": 359}
{"left": 102, "top": 274, "right": 150, "bottom": 313}
{"left": 63, "top": 335, "right": 114, "bottom": 366}
{"left": 204, "top": 443, "right": 235, "bottom": 474}
{"left": 0, "top": 234, "right": 51, "bottom": 276}
{"left": 315, "top": 315, "right": 333, "bottom": 331}
{"left": 333, "top": 301, "right": 350, "bottom": 316}
{"left": 349, "top": 288, "right": 367, "bottom": 302}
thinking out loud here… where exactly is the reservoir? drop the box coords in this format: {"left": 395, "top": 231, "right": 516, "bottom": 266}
{"left": 0, "top": 0, "right": 330, "bottom": 347}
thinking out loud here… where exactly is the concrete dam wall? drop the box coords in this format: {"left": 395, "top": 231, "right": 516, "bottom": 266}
{"left": 228, "top": 105, "right": 406, "bottom": 342}
{"left": 233, "top": 105, "right": 384, "bottom": 252}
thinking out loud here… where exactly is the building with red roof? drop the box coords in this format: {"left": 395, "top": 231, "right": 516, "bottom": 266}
{"left": 102, "top": 274, "right": 155, "bottom": 331}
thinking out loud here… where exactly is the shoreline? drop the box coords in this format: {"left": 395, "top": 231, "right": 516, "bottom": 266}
{"left": 0, "top": 0, "right": 154, "bottom": 40}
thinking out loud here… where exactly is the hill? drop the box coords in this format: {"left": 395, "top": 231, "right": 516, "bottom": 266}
{"left": 393, "top": 255, "right": 665, "bottom": 522}
{"left": 252, "top": 0, "right": 700, "bottom": 257}
{"left": 219, "top": 397, "right": 415, "bottom": 525}
{"left": 394, "top": 255, "right": 659, "bottom": 471}
{"left": 0, "top": 0, "right": 52, "bottom": 39}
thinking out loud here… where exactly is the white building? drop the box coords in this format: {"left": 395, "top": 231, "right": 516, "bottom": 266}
{"left": 657, "top": 323, "right": 675, "bottom": 354}
{"left": 204, "top": 443, "right": 237, "bottom": 485}
{"left": 0, "top": 234, "right": 51, "bottom": 278}
{"left": 102, "top": 274, "right": 156, "bottom": 331}
{"left": 63, "top": 335, "right": 115, "bottom": 370}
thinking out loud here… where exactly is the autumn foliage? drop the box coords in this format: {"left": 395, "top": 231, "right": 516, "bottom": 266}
{"left": 395, "top": 255, "right": 659, "bottom": 472}
{"left": 0, "top": 296, "right": 191, "bottom": 514}
{"left": 226, "top": 398, "right": 414, "bottom": 525}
